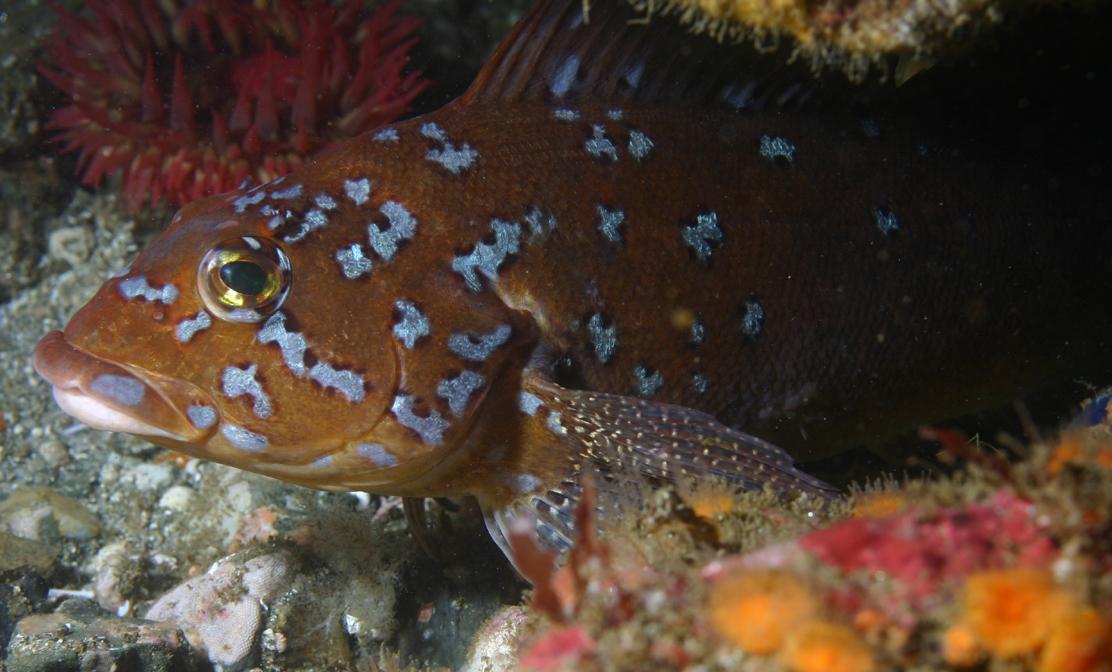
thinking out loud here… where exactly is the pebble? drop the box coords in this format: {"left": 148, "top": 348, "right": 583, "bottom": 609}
{"left": 158, "top": 485, "right": 197, "bottom": 512}
{"left": 0, "top": 531, "right": 58, "bottom": 573}
{"left": 0, "top": 488, "right": 101, "bottom": 544}
{"left": 145, "top": 550, "right": 295, "bottom": 669}
{"left": 465, "top": 606, "right": 529, "bottom": 672}
{"left": 6, "top": 612, "right": 199, "bottom": 672}
{"left": 36, "top": 440, "right": 71, "bottom": 468}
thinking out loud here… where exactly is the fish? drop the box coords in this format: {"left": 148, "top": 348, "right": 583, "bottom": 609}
{"left": 31, "top": 0, "right": 1112, "bottom": 558}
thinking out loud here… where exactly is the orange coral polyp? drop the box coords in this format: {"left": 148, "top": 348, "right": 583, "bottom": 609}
{"left": 780, "top": 620, "right": 875, "bottom": 672}
{"left": 709, "top": 569, "right": 818, "bottom": 655}
{"left": 1039, "top": 606, "right": 1112, "bottom": 672}
{"left": 963, "top": 568, "right": 1074, "bottom": 658}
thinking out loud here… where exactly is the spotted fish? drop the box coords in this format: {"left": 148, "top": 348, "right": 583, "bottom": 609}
{"left": 32, "top": 0, "right": 1112, "bottom": 557}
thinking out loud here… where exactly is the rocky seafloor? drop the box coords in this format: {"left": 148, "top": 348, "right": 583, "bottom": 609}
{"left": 3, "top": 0, "right": 1112, "bottom": 671}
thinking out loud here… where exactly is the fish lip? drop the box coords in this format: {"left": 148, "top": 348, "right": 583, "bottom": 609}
{"left": 32, "top": 330, "right": 209, "bottom": 443}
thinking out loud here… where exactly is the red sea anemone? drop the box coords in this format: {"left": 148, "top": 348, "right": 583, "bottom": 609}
{"left": 40, "top": 0, "right": 430, "bottom": 209}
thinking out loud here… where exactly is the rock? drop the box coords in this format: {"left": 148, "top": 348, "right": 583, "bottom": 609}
{"left": 145, "top": 550, "right": 295, "bottom": 670}
{"left": 0, "top": 532, "right": 58, "bottom": 574}
{"left": 0, "top": 488, "right": 101, "bottom": 544}
{"left": 5, "top": 612, "right": 199, "bottom": 672}
{"left": 465, "top": 606, "right": 530, "bottom": 672}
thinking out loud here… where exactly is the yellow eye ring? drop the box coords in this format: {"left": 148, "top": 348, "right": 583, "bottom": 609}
{"left": 198, "top": 237, "right": 291, "bottom": 323}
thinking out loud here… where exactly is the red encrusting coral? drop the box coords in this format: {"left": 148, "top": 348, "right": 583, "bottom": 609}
{"left": 40, "top": 0, "right": 430, "bottom": 209}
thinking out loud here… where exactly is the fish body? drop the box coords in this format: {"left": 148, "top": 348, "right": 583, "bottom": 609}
{"left": 33, "top": 0, "right": 1112, "bottom": 553}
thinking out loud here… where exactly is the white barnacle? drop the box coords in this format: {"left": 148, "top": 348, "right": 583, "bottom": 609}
{"left": 222, "top": 424, "right": 268, "bottom": 451}
{"left": 368, "top": 201, "right": 417, "bottom": 261}
{"left": 392, "top": 299, "right": 430, "bottom": 348}
{"left": 335, "top": 244, "right": 373, "bottom": 279}
{"left": 585, "top": 125, "right": 619, "bottom": 162}
{"left": 222, "top": 365, "right": 272, "bottom": 419}
{"left": 451, "top": 219, "right": 521, "bottom": 291}
{"left": 257, "top": 312, "right": 308, "bottom": 376}
{"left": 344, "top": 178, "right": 371, "bottom": 206}
{"left": 518, "top": 392, "right": 544, "bottom": 416}
{"left": 176, "top": 311, "right": 212, "bottom": 343}
{"left": 448, "top": 324, "right": 513, "bottom": 362}
{"left": 118, "top": 276, "right": 179, "bottom": 304}
{"left": 628, "top": 129, "right": 653, "bottom": 161}
{"left": 682, "top": 212, "right": 723, "bottom": 261}
{"left": 634, "top": 366, "right": 664, "bottom": 396}
{"left": 437, "top": 371, "right": 485, "bottom": 416}
{"left": 742, "top": 301, "right": 764, "bottom": 338}
{"left": 356, "top": 443, "right": 398, "bottom": 467}
{"left": 421, "top": 122, "right": 478, "bottom": 174}
{"left": 588, "top": 313, "right": 618, "bottom": 364}
{"left": 759, "top": 135, "right": 796, "bottom": 163}
{"left": 874, "top": 209, "right": 899, "bottom": 235}
{"left": 233, "top": 191, "right": 266, "bottom": 212}
{"left": 391, "top": 394, "right": 450, "bottom": 446}
{"left": 692, "top": 374, "right": 707, "bottom": 395}
{"left": 549, "top": 54, "right": 580, "bottom": 98}
{"left": 309, "top": 363, "right": 365, "bottom": 403}
{"left": 596, "top": 205, "right": 625, "bottom": 243}
{"left": 270, "top": 184, "right": 303, "bottom": 200}
{"left": 187, "top": 405, "right": 217, "bottom": 430}
{"left": 552, "top": 109, "right": 580, "bottom": 121}
{"left": 373, "top": 127, "right": 399, "bottom": 142}
{"left": 90, "top": 374, "right": 145, "bottom": 406}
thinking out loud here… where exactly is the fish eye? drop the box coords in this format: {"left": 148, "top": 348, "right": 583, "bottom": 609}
{"left": 198, "top": 237, "right": 291, "bottom": 323}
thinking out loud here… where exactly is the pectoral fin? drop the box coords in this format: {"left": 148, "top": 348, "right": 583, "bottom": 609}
{"left": 480, "top": 369, "right": 841, "bottom": 567}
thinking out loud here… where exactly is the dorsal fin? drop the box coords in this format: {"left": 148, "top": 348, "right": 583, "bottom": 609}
{"left": 460, "top": 0, "right": 854, "bottom": 110}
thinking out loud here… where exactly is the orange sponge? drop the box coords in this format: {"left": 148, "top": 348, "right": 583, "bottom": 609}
{"left": 709, "top": 570, "right": 818, "bottom": 655}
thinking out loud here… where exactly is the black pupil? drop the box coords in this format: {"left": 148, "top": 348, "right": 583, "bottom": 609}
{"left": 220, "top": 260, "right": 269, "bottom": 295}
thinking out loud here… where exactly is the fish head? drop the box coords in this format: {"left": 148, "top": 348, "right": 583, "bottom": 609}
{"left": 31, "top": 170, "right": 501, "bottom": 493}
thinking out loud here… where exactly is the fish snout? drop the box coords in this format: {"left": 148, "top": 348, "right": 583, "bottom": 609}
{"left": 32, "top": 330, "right": 214, "bottom": 444}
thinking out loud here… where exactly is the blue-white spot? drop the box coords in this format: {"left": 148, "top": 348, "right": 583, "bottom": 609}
{"left": 437, "top": 371, "right": 485, "bottom": 416}
{"left": 692, "top": 374, "right": 707, "bottom": 395}
{"left": 335, "top": 244, "right": 373, "bottom": 279}
{"left": 118, "top": 276, "right": 179, "bottom": 304}
{"left": 271, "top": 184, "right": 303, "bottom": 200}
{"left": 222, "top": 425, "right": 268, "bottom": 451}
{"left": 421, "top": 122, "right": 478, "bottom": 174}
{"left": 634, "top": 366, "right": 663, "bottom": 396}
{"left": 549, "top": 54, "right": 580, "bottom": 98}
{"left": 392, "top": 394, "right": 450, "bottom": 446}
{"left": 875, "top": 209, "right": 899, "bottom": 235}
{"left": 596, "top": 205, "right": 625, "bottom": 243}
{"left": 742, "top": 302, "right": 764, "bottom": 338}
{"left": 586, "top": 125, "right": 618, "bottom": 162}
{"left": 760, "top": 135, "right": 795, "bottom": 163}
{"left": 222, "top": 365, "right": 272, "bottom": 419}
{"left": 452, "top": 219, "right": 521, "bottom": 291}
{"left": 682, "top": 212, "right": 723, "bottom": 261}
{"left": 448, "top": 324, "right": 512, "bottom": 362}
{"left": 519, "top": 392, "right": 544, "bottom": 416}
{"left": 257, "top": 312, "right": 308, "bottom": 376}
{"left": 393, "top": 300, "right": 429, "bottom": 348}
{"left": 588, "top": 313, "right": 618, "bottom": 364}
{"left": 176, "top": 311, "right": 211, "bottom": 343}
{"left": 553, "top": 109, "right": 580, "bottom": 121}
{"left": 372, "top": 128, "right": 399, "bottom": 142}
{"left": 187, "top": 405, "right": 217, "bottom": 430}
{"left": 356, "top": 443, "right": 398, "bottom": 467}
{"left": 90, "top": 375, "right": 145, "bottom": 406}
{"left": 344, "top": 178, "right": 371, "bottom": 206}
{"left": 628, "top": 130, "right": 653, "bottom": 161}
{"left": 233, "top": 191, "right": 266, "bottom": 212}
{"left": 368, "top": 201, "right": 417, "bottom": 261}
{"left": 309, "top": 363, "right": 365, "bottom": 403}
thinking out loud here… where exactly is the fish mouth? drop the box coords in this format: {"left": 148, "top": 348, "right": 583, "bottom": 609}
{"left": 32, "top": 330, "right": 211, "bottom": 445}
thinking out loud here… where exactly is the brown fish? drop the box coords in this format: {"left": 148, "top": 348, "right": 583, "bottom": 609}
{"left": 31, "top": 0, "right": 1112, "bottom": 556}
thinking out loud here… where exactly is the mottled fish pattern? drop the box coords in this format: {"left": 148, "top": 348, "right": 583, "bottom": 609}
{"left": 33, "top": 0, "right": 1112, "bottom": 558}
